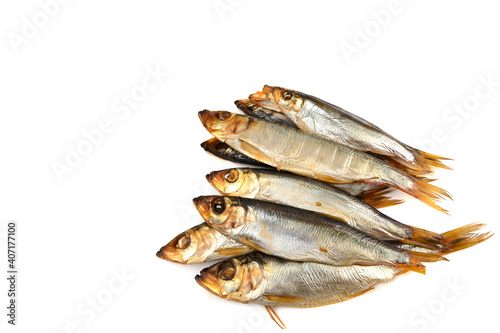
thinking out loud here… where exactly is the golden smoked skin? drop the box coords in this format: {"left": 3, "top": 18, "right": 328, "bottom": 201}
{"left": 195, "top": 253, "right": 402, "bottom": 308}
{"left": 198, "top": 111, "right": 450, "bottom": 212}
{"left": 156, "top": 223, "right": 254, "bottom": 264}
{"left": 206, "top": 168, "right": 440, "bottom": 247}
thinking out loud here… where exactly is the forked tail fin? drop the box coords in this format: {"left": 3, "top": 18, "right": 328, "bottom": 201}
{"left": 388, "top": 156, "right": 433, "bottom": 178}
{"left": 357, "top": 186, "right": 405, "bottom": 209}
{"left": 441, "top": 222, "right": 486, "bottom": 240}
{"left": 403, "top": 176, "right": 452, "bottom": 214}
{"left": 413, "top": 149, "right": 453, "bottom": 171}
{"left": 440, "top": 223, "right": 493, "bottom": 254}
{"left": 386, "top": 223, "right": 493, "bottom": 256}
{"left": 442, "top": 232, "right": 494, "bottom": 254}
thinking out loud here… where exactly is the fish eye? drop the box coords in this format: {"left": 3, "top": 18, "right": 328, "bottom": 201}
{"left": 175, "top": 234, "right": 191, "bottom": 249}
{"left": 211, "top": 198, "right": 226, "bottom": 215}
{"left": 224, "top": 169, "right": 239, "bottom": 183}
{"left": 282, "top": 91, "right": 292, "bottom": 100}
{"left": 247, "top": 103, "right": 258, "bottom": 111}
{"left": 219, "top": 112, "right": 232, "bottom": 121}
{"left": 218, "top": 262, "right": 236, "bottom": 280}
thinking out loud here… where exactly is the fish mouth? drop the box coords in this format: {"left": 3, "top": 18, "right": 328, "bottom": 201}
{"left": 206, "top": 171, "right": 225, "bottom": 194}
{"left": 234, "top": 99, "right": 252, "bottom": 110}
{"left": 195, "top": 271, "right": 223, "bottom": 297}
{"left": 201, "top": 138, "right": 226, "bottom": 153}
{"left": 156, "top": 245, "right": 186, "bottom": 264}
{"left": 193, "top": 196, "right": 212, "bottom": 221}
{"left": 235, "top": 99, "right": 269, "bottom": 116}
{"left": 248, "top": 85, "right": 281, "bottom": 111}
{"left": 249, "top": 85, "right": 273, "bottom": 101}
{"left": 198, "top": 110, "right": 245, "bottom": 139}
{"left": 198, "top": 110, "right": 216, "bottom": 131}
{"left": 156, "top": 247, "right": 174, "bottom": 261}
{"left": 200, "top": 139, "right": 211, "bottom": 151}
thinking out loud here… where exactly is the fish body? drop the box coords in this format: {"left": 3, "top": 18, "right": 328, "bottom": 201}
{"left": 207, "top": 168, "right": 443, "bottom": 248}
{"left": 196, "top": 253, "right": 401, "bottom": 308}
{"left": 193, "top": 195, "right": 446, "bottom": 273}
{"left": 157, "top": 219, "right": 489, "bottom": 265}
{"left": 198, "top": 110, "right": 450, "bottom": 212}
{"left": 201, "top": 139, "right": 396, "bottom": 200}
{"left": 195, "top": 230, "right": 491, "bottom": 327}
{"left": 249, "top": 85, "right": 451, "bottom": 171}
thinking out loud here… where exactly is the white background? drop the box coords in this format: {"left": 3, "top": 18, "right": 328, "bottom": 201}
{"left": 1, "top": 1, "right": 499, "bottom": 332}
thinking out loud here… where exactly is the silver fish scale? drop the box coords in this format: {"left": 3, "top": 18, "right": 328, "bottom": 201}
{"left": 253, "top": 253, "right": 400, "bottom": 308}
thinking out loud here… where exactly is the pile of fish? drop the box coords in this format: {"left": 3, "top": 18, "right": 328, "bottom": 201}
{"left": 157, "top": 85, "right": 492, "bottom": 329}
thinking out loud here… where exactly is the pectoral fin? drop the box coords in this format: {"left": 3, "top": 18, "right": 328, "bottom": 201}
{"left": 214, "top": 247, "right": 254, "bottom": 256}
{"left": 295, "top": 117, "right": 310, "bottom": 132}
{"left": 265, "top": 306, "right": 286, "bottom": 330}
{"left": 262, "top": 294, "right": 307, "bottom": 304}
{"left": 238, "top": 140, "right": 272, "bottom": 165}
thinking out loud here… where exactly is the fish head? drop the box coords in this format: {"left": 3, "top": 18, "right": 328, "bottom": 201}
{"left": 234, "top": 99, "right": 257, "bottom": 114}
{"left": 156, "top": 224, "right": 218, "bottom": 264}
{"left": 234, "top": 99, "right": 272, "bottom": 117}
{"left": 200, "top": 138, "right": 228, "bottom": 156}
{"left": 249, "top": 85, "right": 304, "bottom": 117}
{"left": 195, "top": 255, "right": 265, "bottom": 303}
{"left": 193, "top": 195, "right": 247, "bottom": 236}
{"left": 198, "top": 110, "right": 250, "bottom": 141}
{"left": 206, "top": 168, "right": 260, "bottom": 198}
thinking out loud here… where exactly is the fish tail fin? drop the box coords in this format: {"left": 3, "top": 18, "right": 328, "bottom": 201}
{"left": 441, "top": 222, "right": 486, "bottom": 240}
{"left": 442, "top": 232, "right": 494, "bottom": 254}
{"left": 357, "top": 186, "right": 405, "bottom": 209}
{"left": 413, "top": 149, "right": 453, "bottom": 171}
{"left": 404, "top": 176, "right": 452, "bottom": 214}
{"left": 388, "top": 158, "right": 434, "bottom": 178}
{"left": 398, "top": 250, "right": 449, "bottom": 274}
{"left": 440, "top": 223, "right": 493, "bottom": 254}
{"left": 407, "top": 226, "right": 447, "bottom": 250}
